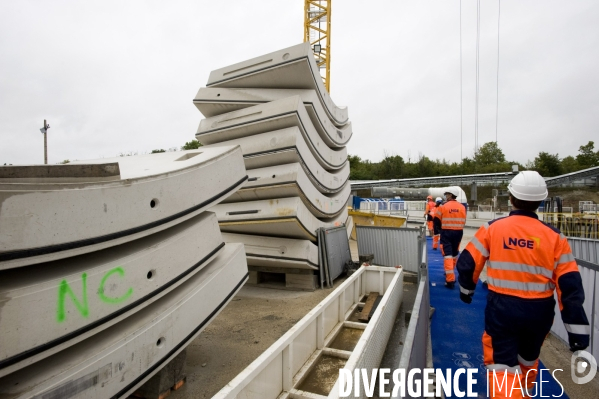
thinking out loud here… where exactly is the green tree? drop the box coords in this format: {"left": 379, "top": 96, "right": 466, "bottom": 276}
{"left": 560, "top": 156, "right": 580, "bottom": 174}
{"left": 533, "top": 152, "right": 562, "bottom": 177}
{"left": 474, "top": 142, "right": 506, "bottom": 166}
{"left": 182, "top": 140, "right": 203, "bottom": 150}
{"left": 151, "top": 149, "right": 166, "bottom": 154}
{"left": 377, "top": 152, "right": 405, "bottom": 179}
{"left": 576, "top": 141, "right": 599, "bottom": 168}
{"left": 348, "top": 155, "right": 377, "bottom": 180}
{"left": 415, "top": 154, "right": 436, "bottom": 177}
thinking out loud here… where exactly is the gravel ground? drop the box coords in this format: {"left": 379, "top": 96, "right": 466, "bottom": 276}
{"left": 169, "top": 282, "right": 347, "bottom": 399}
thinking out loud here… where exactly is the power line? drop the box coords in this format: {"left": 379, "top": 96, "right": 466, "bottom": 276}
{"left": 460, "top": 0, "right": 463, "bottom": 164}
{"left": 475, "top": 0, "right": 481, "bottom": 153}
{"left": 495, "top": 0, "right": 501, "bottom": 144}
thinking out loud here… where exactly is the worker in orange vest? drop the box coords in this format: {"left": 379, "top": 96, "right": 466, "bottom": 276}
{"left": 424, "top": 195, "right": 435, "bottom": 237}
{"left": 432, "top": 197, "right": 443, "bottom": 250}
{"left": 434, "top": 187, "right": 466, "bottom": 288}
{"left": 456, "top": 171, "right": 589, "bottom": 399}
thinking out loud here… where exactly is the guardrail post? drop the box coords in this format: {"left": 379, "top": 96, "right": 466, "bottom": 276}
{"left": 316, "top": 313, "right": 325, "bottom": 349}
{"left": 338, "top": 291, "right": 345, "bottom": 323}
{"left": 282, "top": 345, "right": 292, "bottom": 391}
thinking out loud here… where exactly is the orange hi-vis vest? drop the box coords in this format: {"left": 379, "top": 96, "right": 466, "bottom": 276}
{"left": 426, "top": 200, "right": 436, "bottom": 217}
{"left": 435, "top": 200, "right": 466, "bottom": 230}
{"left": 463, "top": 211, "right": 579, "bottom": 300}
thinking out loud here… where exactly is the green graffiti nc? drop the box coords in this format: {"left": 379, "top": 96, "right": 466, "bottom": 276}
{"left": 57, "top": 267, "right": 133, "bottom": 322}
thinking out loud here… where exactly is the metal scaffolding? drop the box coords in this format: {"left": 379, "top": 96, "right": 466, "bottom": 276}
{"left": 304, "top": 0, "right": 331, "bottom": 92}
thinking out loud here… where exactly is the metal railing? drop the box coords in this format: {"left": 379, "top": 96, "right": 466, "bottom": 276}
{"left": 541, "top": 213, "right": 599, "bottom": 239}
{"left": 357, "top": 208, "right": 409, "bottom": 218}
{"left": 568, "top": 236, "right": 599, "bottom": 264}
{"left": 550, "top": 258, "right": 598, "bottom": 365}
{"left": 358, "top": 201, "right": 410, "bottom": 217}
{"left": 394, "top": 244, "right": 430, "bottom": 398}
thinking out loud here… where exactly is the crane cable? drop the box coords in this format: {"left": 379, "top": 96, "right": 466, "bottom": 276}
{"left": 460, "top": 0, "right": 463, "bottom": 164}
{"left": 475, "top": 0, "right": 481, "bottom": 152}
{"left": 495, "top": 0, "right": 501, "bottom": 144}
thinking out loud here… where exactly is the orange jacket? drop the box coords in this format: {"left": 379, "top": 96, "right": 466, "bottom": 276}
{"left": 457, "top": 210, "right": 589, "bottom": 335}
{"left": 434, "top": 200, "right": 466, "bottom": 230}
{"left": 424, "top": 200, "right": 435, "bottom": 215}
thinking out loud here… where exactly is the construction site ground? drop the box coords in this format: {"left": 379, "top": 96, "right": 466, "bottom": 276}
{"left": 169, "top": 226, "right": 598, "bottom": 399}
{"left": 168, "top": 241, "right": 360, "bottom": 399}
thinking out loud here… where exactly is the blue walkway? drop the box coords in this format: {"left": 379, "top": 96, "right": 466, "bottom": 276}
{"left": 427, "top": 237, "right": 568, "bottom": 398}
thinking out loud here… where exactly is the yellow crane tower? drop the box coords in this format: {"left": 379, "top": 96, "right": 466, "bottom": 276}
{"left": 303, "top": 0, "right": 331, "bottom": 92}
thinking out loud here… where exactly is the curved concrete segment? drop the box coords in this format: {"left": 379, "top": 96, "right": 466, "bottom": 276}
{"left": 0, "top": 243, "right": 248, "bottom": 399}
{"left": 196, "top": 96, "right": 347, "bottom": 170}
{"left": 194, "top": 88, "right": 352, "bottom": 143}
{"left": 223, "top": 163, "right": 350, "bottom": 219}
{"left": 0, "top": 147, "right": 247, "bottom": 269}
{"left": 212, "top": 197, "right": 348, "bottom": 242}
{"left": 204, "top": 128, "right": 349, "bottom": 194}
{"left": 222, "top": 233, "right": 318, "bottom": 271}
{"left": 206, "top": 42, "right": 348, "bottom": 126}
{"left": 0, "top": 212, "right": 223, "bottom": 377}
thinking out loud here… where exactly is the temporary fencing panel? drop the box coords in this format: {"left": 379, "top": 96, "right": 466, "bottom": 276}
{"left": 568, "top": 237, "right": 599, "bottom": 264}
{"left": 356, "top": 225, "right": 422, "bottom": 273}
{"left": 550, "top": 257, "right": 599, "bottom": 364}
{"left": 321, "top": 225, "right": 352, "bottom": 284}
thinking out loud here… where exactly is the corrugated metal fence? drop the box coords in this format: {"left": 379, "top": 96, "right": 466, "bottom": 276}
{"left": 550, "top": 237, "right": 599, "bottom": 364}
{"left": 569, "top": 237, "right": 599, "bottom": 264}
{"left": 356, "top": 225, "right": 424, "bottom": 273}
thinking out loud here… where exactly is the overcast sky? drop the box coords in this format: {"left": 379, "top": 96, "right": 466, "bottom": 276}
{"left": 1, "top": 1, "right": 598, "bottom": 166}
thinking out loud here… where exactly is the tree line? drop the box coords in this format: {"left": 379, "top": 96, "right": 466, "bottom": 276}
{"left": 349, "top": 141, "right": 599, "bottom": 180}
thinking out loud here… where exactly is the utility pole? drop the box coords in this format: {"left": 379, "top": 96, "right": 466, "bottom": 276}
{"left": 40, "top": 120, "right": 50, "bottom": 164}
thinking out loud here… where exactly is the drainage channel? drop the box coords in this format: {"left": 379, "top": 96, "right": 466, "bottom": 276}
{"left": 212, "top": 265, "right": 405, "bottom": 399}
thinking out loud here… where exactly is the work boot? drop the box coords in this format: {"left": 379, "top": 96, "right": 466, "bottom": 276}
{"left": 445, "top": 281, "right": 455, "bottom": 289}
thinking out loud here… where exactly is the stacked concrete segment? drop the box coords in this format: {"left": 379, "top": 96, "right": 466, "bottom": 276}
{"left": 194, "top": 42, "right": 353, "bottom": 290}
{"left": 0, "top": 148, "right": 249, "bottom": 397}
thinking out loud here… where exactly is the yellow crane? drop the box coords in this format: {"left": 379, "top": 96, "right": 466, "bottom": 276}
{"left": 303, "top": 0, "right": 331, "bottom": 92}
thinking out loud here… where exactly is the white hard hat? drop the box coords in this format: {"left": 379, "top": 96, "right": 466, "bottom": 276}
{"left": 443, "top": 187, "right": 460, "bottom": 198}
{"left": 435, "top": 197, "right": 443, "bottom": 203}
{"left": 508, "top": 171, "right": 547, "bottom": 201}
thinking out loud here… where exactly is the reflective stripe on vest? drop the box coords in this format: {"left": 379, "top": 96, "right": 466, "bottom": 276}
{"left": 564, "top": 323, "right": 590, "bottom": 335}
{"left": 470, "top": 236, "right": 490, "bottom": 257}
{"left": 554, "top": 253, "right": 575, "bottom": 268}
{"left": 487, "top": 276, "right": 555, "bottom": 293}
{"left": 441, "top": 218, "right": 466, "bottom": 229}
{"left": 488, "top": 260, "right": 554, "bottom": 279}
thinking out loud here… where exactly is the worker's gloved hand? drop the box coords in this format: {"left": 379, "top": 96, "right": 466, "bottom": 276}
{"left": 568, "top": 333, "right": 589, "bottom": 352}
{"left": 459, "top": 292, "right": 473, "bottom": 304}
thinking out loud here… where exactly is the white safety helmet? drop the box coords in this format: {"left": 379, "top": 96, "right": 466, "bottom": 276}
{"left": 508, "top": 171, "right": 547, "bottom": 201}
{"left": 435, "top": 197, "right": 443, "bottom": 204}
{"left": 443, "top": 187, "right": 460, "bottom": 198}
